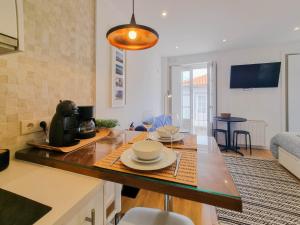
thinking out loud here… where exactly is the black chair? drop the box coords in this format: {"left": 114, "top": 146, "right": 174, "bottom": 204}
{"left": 213, "top": 129, "right": 228, "bottom": 148}
{"left": 233, "top": 130, "right": 252, "bottom": 155}
{"left": 212, "top": 118, "right": 228, "bottom": 148}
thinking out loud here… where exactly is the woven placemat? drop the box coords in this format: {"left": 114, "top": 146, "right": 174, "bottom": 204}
{"left": 164, "top": 134, "right": 197, "bottom": 150}
{"left": 94, "top": 143, "right": 197, "bottom": 186}
{"left": 129, "top": 132, "right": 197, "bottom": 150}
{"left": 27, "top": 129, "right": 111, "bottom": 153}
{"left": 129, "top": 132, "right": 148, "bottom": 143}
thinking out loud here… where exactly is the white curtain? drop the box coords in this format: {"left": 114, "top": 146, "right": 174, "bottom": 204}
{"left": 170, "top": 65, "right": 183, "bottom": 126}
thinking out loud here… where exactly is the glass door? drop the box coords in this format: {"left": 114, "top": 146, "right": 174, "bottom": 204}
{"left": 171, "top": 63, "right": 216, "bottom": 135}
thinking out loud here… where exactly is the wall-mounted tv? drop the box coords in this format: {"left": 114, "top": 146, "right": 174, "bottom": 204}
{"left": 230, "top": 62, "right": 281, "bottom": 89}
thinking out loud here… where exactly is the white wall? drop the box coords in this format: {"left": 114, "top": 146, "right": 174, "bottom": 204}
{"left": 95, "top": 0, "right": 162, "bottom": 129}
{"left": 166, "top": 41, "right": 300, "bottom": 146}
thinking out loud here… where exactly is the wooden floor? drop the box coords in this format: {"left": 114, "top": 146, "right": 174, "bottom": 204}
{"left": 121, "top": 148, "right": 274, "bottom": 225}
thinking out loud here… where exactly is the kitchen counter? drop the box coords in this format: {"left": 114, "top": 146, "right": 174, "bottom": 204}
{"left": 16, "top": 131, "right": 136, "bottom": 179}
{"left": 0, "top": 159, "right": 102, "bottom": 225}
{"left": 15, "top": 131, "right": 242, "bottom": 211}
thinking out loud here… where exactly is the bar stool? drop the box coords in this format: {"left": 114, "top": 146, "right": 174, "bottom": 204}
{"left": 212, "top": 117, "right": 228, "bottom": 148}
{"left": 118, "top": 207, "right": 194, "bottom": 225}
{"left": 233, "top": 130, "right": 252, "bottom": 155}
{"left": 213, "top": 128, "right": 228, "bottom": 148}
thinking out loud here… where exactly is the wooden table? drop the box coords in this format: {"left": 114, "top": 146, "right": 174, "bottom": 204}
{"left": 15, "top": 131, "right": 242, "bottom": 212}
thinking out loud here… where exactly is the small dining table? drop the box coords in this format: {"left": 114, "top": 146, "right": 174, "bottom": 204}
{"left": 15, "top": 131, "right": 242, "bottom": 212}
{"left": 215, "top": 116, "right": 247, "bottom": 156}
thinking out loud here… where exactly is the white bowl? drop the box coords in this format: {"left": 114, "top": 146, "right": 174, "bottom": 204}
{"left": 157, "top": 126, "right": 179, "bottom": 138}
{"left": 132, "top": 140, "right": 163, "bottom": 160}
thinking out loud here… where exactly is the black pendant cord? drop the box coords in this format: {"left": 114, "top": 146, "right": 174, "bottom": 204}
{"left": 132, "top": 0, "right": 135, "bottom": 15}
{"left": 130, "top": 0, "right": 136, "bottom": 24}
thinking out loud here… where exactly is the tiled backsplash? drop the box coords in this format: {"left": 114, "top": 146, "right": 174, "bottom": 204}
{"left": 0, "top": 0, "right": 95, "bottom": 154}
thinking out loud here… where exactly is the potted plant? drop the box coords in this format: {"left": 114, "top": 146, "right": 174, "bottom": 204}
{"left": 95, "top": 119, "right": 119, "bottom": 135}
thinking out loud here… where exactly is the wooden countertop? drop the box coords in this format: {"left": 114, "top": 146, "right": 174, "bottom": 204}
{"left": 15, "top": 131, "right": 242, "bottom": 212}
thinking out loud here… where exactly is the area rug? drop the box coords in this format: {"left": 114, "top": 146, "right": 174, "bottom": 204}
{"left": 217, "top": 156, "right": 300, "bottom": 225}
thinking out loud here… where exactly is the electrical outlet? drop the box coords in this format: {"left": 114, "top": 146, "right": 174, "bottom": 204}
{"left": 20, "top": 120, "right": 43, "bottom": 135}
{"left": 21, "top": 120, "right": 43, "bottom": 135}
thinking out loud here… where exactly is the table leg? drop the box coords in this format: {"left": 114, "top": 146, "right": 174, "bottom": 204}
{"left": 227, "top": 122, "right": 231, "bottom": 149}
{"left": 164, "top": 194, "right": 173, "bottom": 211}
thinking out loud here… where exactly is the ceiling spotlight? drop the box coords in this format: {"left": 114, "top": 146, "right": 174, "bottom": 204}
{"left": 175, "top": 46, "right": 179, "bottom": 49}
{"left": 294, "top": 27, "right": 300, "bottom": 31}
{"left": 161, "top": 10, "right": 168, "bottom": 17}
{"left": 222, "top": 39, "right": 227, "bottom": 43}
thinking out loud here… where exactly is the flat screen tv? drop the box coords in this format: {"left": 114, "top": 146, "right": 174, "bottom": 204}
{"left": 230, "top": 62, "right": 281, "bottom": 89}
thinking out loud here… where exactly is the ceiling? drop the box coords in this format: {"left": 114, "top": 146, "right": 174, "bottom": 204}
{"left": 108, "top": 0, "right": 300, "bottom": 56}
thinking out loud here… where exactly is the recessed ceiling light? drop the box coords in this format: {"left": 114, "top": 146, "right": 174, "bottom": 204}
{"left": 175, "top": 46, "right": 179, "bottom": 49}
{"left": 294, "top": 27, "right": 300, "bottom": 31}
{"left": 222, "top": 39, "right": 227, "bottom": 43}
{"left": 161, "top": 10, "right": 168, "bottom": 17}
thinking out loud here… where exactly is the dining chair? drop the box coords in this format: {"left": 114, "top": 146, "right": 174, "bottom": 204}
{"left": 118, "top": 207, "right": 194, "bottom": 225}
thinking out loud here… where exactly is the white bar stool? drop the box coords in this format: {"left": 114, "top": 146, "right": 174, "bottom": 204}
{"left": 118, "top": 207, "right": 195, "bottom": 225}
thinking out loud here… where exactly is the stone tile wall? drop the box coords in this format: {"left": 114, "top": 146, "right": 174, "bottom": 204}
{"left": 0, "top": 0, "right": 95, "bottom": 154}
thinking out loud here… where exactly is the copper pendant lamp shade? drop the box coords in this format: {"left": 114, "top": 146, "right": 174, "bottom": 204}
{"left": 106, "top": 0, "right": 159, "bottom": 50}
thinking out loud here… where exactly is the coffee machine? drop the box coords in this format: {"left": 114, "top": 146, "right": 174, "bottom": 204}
{"left": 49, "top": 100, "right": 79, "bottom": 147}
{"left": 77, "top": 106, "right": 96, "bottom": 139}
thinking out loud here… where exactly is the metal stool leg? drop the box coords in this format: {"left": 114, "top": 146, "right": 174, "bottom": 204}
{"left": 232, "top": 132, "right": 235, "bottom": 149}
{"left": 235, "top": 134, "right": 239, "bottom": 154}
{"left": 245, "top": 134, "right": 248, "bottom": 151}
{"left": 248, "top": 134, "right": 252, "bottom": 155}
{"left": 115, "top": 213, "right": 121, "bottom": 224}
{"left": 234, "top": 131, "right": 238, "bottom": 149}
{"left": 215, "top": 132, "right": 218, "bottom": 143}
{"left": 225, "top": 132, "right": 228, "bottom": 149}
{"left": 164, "top": 194, "right": 173, "bottom": 211}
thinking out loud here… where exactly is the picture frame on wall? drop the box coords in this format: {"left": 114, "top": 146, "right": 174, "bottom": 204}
{"left": 111, "top": 47, "right": 126, "bottom": 107}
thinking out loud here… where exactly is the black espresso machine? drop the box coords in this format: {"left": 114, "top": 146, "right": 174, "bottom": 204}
{"left": 49, "top": 100, "right": 79, "bottom": 147}
{"left": 49, "top": 101, "right": 96, "bottom": 147}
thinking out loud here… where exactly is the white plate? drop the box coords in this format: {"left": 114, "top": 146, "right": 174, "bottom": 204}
{"left": 149, "top": 132, "right": 184, "bottom": 143}
{"left": 120, "top": 148, "right": 176, "bottom": 171}
{"left": 131, "top": 153, "right": 163, "bottom": 164}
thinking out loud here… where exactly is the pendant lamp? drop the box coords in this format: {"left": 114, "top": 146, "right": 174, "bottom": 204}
{"left": 106, "top": 0, "right": 159, "bottom": 50}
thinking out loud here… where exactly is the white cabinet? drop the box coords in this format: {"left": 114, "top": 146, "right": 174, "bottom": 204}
{"left": 0, "top": 0, "right": 24, "bottom": 53}
{"left": 103, "top": 182, "right": 122, "bottom": 224}
{"left": 57, "top": 181, "right": 121, "bottom": 225}
{"left": 0, "top": 0, "right": 18, "bottom": 38}
{"left": 61, "top": 185, "right": 103, "bottom": 225}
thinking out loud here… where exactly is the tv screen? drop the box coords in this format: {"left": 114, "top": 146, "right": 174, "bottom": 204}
{"left": 230, "top": 62, "right": 281, "bottom": 89}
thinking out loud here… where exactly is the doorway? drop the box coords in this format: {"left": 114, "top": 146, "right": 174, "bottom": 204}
{"left": 171, "top": 63, "right": 216, "bottom": 136}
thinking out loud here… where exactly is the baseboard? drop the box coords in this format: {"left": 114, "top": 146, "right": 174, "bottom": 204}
{"left": 237, "top": 144, "right": 268, "bottom": 150}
